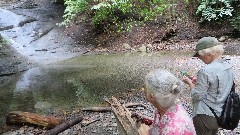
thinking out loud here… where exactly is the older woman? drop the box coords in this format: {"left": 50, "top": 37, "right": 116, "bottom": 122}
{"left": 182, "top": 37, "right": 234, "bottom": 135}
{"left": 139, "top": 69, "right": 196, "bottom": 135}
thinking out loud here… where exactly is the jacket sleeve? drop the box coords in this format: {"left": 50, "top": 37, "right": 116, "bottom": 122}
{"left": 191, "top": 69, "right": 210, "bottom": 102}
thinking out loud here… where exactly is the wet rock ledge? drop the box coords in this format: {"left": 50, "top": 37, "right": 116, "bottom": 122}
{"left": 0, "top": 35, "right": 34, "bottom": 77}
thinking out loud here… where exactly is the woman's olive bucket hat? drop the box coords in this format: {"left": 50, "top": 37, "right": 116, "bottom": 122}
{"left": 193, "top": 37, "right": 219, "bottom": 57}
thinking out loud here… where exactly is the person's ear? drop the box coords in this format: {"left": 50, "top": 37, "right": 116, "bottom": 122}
{"left": 148, "top": 93, "right": 155, "bottom": 102}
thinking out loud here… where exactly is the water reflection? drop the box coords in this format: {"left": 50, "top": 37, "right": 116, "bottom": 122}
{"left": 15, "top": 67, "right": 42, "bottom": 91}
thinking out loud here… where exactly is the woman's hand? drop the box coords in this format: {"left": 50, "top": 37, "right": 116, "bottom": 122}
{"left": 190, "top": 76, "right": 197, "bottom": 84}
{"left": 138, "top": 124, "right": 150, "bottom": 135}
{"left": 182, "top": 76, "right": 196, "bottom": 90}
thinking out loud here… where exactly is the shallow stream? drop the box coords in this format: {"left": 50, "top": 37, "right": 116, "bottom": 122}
{"left": 0, "top": 51, "right": 193, "bottom": 126}
{"left": 1, "top": 51, "right": 240, "bottom": 127}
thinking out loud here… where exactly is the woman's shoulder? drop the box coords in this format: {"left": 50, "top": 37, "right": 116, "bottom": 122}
{"left": 161, "top": 103, "right": 196, "bottom": 135}
{"left": 200, "top": 60, "right": 228, "bottom": 71}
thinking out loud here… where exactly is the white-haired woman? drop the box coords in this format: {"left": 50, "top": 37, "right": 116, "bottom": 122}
{"left": 182, "top": 37, "right": 234, "bottom": 135}
{"left": 138, "top": 69, "right": 196, "bottom": 135}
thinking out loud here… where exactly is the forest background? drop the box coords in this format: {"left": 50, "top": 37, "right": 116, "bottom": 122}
{"left": 54, "top": 0, "right": 240, "bottom": 52}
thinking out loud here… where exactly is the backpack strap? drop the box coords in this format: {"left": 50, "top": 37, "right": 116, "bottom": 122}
{"left": 202, "top": 81, "right": 235, "bottom": 119}
{"left": 231, "top": 82, "right": 235, "bottom": 93}
{"left": 203, "top": 100, "right": 219, "bottom": 119}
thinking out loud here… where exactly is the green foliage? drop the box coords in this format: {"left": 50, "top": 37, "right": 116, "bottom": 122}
{"left": 92, "top": 0, "right": 135, "bottom": 31}
{"left": 196, "top": 0, "right": 233, "bottom": 22}
{"left": 58, "top": 0, "right": 88, "bottom": 26}
{"left": 91, "top": 0, "right": 171, "bottom": 32}
{"left": 230, "top": 3, "right": 240, "bottom": 30}
{"left": 60, "top": 0, "right": 240, "bottom": 32}
{"left": 91, "top": 2, "right": 112, "bottom": 27}
{"left": 196, "top": 0, "right": 240, "bottom": 30}
{"left": 230, "top": 13, "right": 240, "bottom": 30}
{"left": 60, "top": 0, "right": 174, "bottom": 32}
{"left": 0, "top": 37, "right": 9, "bottom": 46}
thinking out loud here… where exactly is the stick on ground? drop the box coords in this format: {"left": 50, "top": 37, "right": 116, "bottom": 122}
{"left": 82, "top": 107, "right": 111, "bottom": 112}
{"left": 44, "top": 117, "right": 83, "bottom": 135}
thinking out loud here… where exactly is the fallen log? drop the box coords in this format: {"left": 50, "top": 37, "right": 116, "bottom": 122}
{"left": 45, "top": 117, "right": 83, "bottom": 135}
{"left": 6, "top": 111, "right": 62, "bottom": 129}
{"left": 105, "top": 97, "right": 140, "bottom": 135}
{"left": 82, "top": 107, "right": 111, "bottom": 112}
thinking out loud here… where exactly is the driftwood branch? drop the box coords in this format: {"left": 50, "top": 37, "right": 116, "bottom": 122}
{"left": 124, "top": 103, "right": 147, "bottom": 108}
{"left": 44, "top": 117, "right": 83, "bottom": 135}
{"left": 81, "top": 118, "right": 101, "bottom": 127}
{"left": 81, "top": 103, "right": 145, "bottom": 112}
{"left": 82, "top": 107, "right": 111, "bottom": 112}
{"left": 6, "top": 111, "right": 62, "bottom": 129}
{"left": 105, "top": 97, "right": 139, "bottom": 135}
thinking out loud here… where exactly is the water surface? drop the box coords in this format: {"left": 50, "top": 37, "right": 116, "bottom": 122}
{"left": 1, "top": 51, "right": 240, "bottom": 127}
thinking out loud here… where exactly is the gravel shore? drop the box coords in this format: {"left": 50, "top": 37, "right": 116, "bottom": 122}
{"left": 2, "top": 86, "right": 240, "bottom": 135}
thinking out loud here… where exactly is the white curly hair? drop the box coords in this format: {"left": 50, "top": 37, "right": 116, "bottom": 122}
{"left": 198, "top": 45, "right": 224, "bottom": 56}
{"left": 144, "top": 69, "right": 181, "bottom": 108}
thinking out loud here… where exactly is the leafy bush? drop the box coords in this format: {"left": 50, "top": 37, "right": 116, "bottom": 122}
{"left": 196, "top": 0, "right": 233, "bottom": 22}
{"left": 60, "top": 0, "right": 240, "bottom": 32}
{"left": 196, "top": 0, "right": 240, "bottom": 30}
{"left": 58, "top": 0, "right": 89, "bottom": 26}
{"left": 230, "top": 2, "right": 240, "bottom": 30}
{"left": 92, "top": 0, "right": 173, "bottom": 32}
{"left": 60, "top": 0, "right": 173, "bottom": 32}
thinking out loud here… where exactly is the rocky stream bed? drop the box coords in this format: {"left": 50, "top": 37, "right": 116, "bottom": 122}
{"left": 1, "top": 0, "right": 240, "bottom": 135}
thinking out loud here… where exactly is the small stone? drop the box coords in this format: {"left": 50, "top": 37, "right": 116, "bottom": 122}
{"left": 218, "top": 36, "right": 228, "bottom": 42}
{"left": 123, "top": 43, "right": 131, "bottom": 50}
{"left": 138, "top": 45, "right": 146, "bottom": 52}
{"left": 18, "top": 129, "right": 25, "bottom": 134}
{"left": 112, "top": 123, "right": 117, "bottom": 127}
{"left": 146, "top": 44, "right": 153, "bottom": 53}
